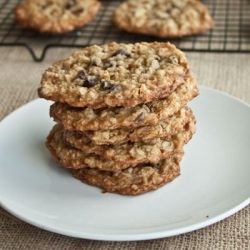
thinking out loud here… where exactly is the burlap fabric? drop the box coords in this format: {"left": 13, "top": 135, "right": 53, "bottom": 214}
{"left": 0, "top": 47, "right": 249, "bottom": 249}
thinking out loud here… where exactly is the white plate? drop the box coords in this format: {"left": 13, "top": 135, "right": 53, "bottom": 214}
{"left": 0, "top": 86, "right": 249, "bottom": 241}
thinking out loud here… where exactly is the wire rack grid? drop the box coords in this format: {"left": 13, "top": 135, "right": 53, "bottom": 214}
{"left": 0, "top": 0, "right": 249, "bottom": 62}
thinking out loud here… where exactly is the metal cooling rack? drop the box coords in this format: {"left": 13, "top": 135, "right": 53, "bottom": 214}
{"left": 0, "top": 0, "right": 249, "bottom": 62}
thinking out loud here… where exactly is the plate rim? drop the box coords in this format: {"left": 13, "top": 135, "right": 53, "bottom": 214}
{"left": 1, "top": 197, "right": 249, "bottom": 241}
{"left": 0, "top": 86, "right": 250, "bottom": 241}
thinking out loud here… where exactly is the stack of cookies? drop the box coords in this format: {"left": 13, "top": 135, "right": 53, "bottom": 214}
{"left": 38, "top": 42, "right": 199, "bottom": 195}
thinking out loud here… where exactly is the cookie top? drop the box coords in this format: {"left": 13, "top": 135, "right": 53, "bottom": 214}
{"left": 72, "top": 154, "right": 181, "bottom": 195}
{"left": 50, "top": 76, "right": 198, "bottom": 131}
{"left": 113, "top": 0, "right": 214, "bottom": 38}
{"left": 64, "top": 113, "right": 195, "bottom": 163}
{"left": 15, "top": 0, "right": 101, "bottom": 33}
{"left": 39, "top": 42, "right": 190, "bottom": 108}
{"left": 46, "top": 123, "right": 192, "bottom": 171}
{"left": 68, "top": 106, "right": 193, "bottom": 145}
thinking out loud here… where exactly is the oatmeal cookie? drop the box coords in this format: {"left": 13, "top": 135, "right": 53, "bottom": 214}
{"left": 72, "top": 155, "right": 182, "bottom": 195}
{"left": 113, "top": 0, "right": 214, "bottom": 38}
{"left": 50, "top": 76, "right": 198, "bottom": 131}
{"left": 46, "top": 122, "right": 193, "bottom": 171}
{"left": 64, "top": 113, "right": 195, "bottom": 163}
{"left": 15, "top": 0, "right": 101, "bottom": 33}
{"left": 47, "top": 124, "right": 128, "bottom": 172}
{"left": 77, "top": 106, "right": 193, "bottom": 145}
{"left": 38, "top": 42, "right": 190, "bottom": 108}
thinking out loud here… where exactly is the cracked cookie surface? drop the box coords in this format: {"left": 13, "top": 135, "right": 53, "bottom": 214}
{"left": 113, "top": 0, "right": 214, "bottom": 38}
{"left": 46, "top": 122, "right": 194, "bottom": 171}
{"left": 15, "top": 0, "right": 101, "bottom": 33}
{"left": 39, "top": 42, "right": 190, "bottom": 108}
{"left": 72, "top": 154, "right": 182, "bottom": 195}
{"left": 50, "top": 76, "right": 198, "bottom": 131}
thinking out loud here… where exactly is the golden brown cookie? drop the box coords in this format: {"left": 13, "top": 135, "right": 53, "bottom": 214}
{"left": 64, "top": 107, "right": 196, "bottom": 164}
{"left": 113, "top": 0, "right": 214, "bottom": 38}
{"left": 38, "top": 42, "right": 190, "bottom": 108}
{"left": 46, "top": 121, "right": 194, "bottom": 171}
{"left": 50, "top": 76, "right": 198, "bottom": 131}
{"left": 15, "top": 0, "right": 101, "bottom": 33}
{"left": 72, "top": 154, "right": 182, "bottom": 195}
{"left": 65, "top": 106, "right": 194, "bottom": 145}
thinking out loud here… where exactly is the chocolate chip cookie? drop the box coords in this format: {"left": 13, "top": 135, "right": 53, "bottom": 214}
{"left": 113, "top": 0, "right": 214, "bottom": 38}
{"left": 38, "top": 42, "right": 190, "bottom": 108}
{"left": 50, "top": 77, "right": 198, "bottom": 131}
{"left": 39, "top": 41, "right": 199, "bottom": 196}
{"left": 72, "top": 154, "right": 182, "bottom": 195}
{"left": 15, "top": 0, "right": 101, "bottom": 33}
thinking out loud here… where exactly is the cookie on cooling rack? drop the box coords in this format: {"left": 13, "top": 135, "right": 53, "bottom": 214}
{"left": 15, "top": 0, "right": 101, "bottom": 33}
{"left": 72, "top": 154, "right": 182, "bottom": 195}
{"left": 113, "top": 0, "right": 214, "bottom": 38}
{"left": 38, "top": 42, "right": 190, "bottom": 108}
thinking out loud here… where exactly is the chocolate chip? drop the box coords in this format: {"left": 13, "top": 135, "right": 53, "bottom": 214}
{"left": 100, "top": 81, "right": 123, "bottom": 92}
{"left": 134, "top": 112, "right": 145, "bottom": 122}
{"left": 72, "top": 7, "right": 84, "bottom": 15}
{"left": 111, "top": 49, "right": 130, "bottom": 57}
{"left": 84, "top": 76, "right": 99, "bottom": 87}
{"left": 184, "top": 122, "right": 190, "bottom": 131}
{"left": 65, "top": 0, "right": 76, "bottom": 9}
{"left": 100, "top": 81, "right": 114, "bottom": 90}
{"left": 76, "top": 71, "right": 99, "bottom": 88}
